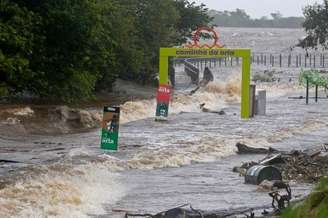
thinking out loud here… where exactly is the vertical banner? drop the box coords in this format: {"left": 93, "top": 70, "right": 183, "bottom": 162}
{"left": 155, "top": 84, "right": 171, "bottom": 121}
{"left": 101, "top": 106, "right": 120, "bottom": 151}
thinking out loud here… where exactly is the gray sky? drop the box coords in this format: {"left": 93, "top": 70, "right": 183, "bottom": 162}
{"left": 194, "top": 0, "right": 321, "bottom": 18}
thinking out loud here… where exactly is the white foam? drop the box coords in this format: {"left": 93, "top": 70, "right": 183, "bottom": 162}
{"left": 119, "top": 76, "right": 241, "bottom": 124}
{"left": 0, "top": 163, "right": 125, "bottom": 218}
{"left": 13, "top": 107, "right": 34, "bottom": 117}
{"left": 98, "top": 137, "right": 236, "bottom": 171}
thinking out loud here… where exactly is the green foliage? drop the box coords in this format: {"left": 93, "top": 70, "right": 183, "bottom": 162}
{"left": 174, "top": 0, "right": 212, "bottom": 43}
{"left": 115, "top": 0, "right": 211, "bottom": 84}
{"left": 299, "top": 69, "right": 328, "bottom": 88}
{"left": 0, "top": 0, "right": 211, "bottom": 102}
{"left": 301, "top": 0, "right": 328, "bottom": 48}
{"left": 283, "top": 178, "right": 328, "bottom": 218}
{"left": 0, "top": 0, "right": 41, "bottom": 94}
{"left": 209, "top": 9, "right": 304, "bottom": 28}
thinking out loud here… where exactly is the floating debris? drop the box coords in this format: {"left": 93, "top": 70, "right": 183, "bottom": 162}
{"left": 234, "top": 143, "right": 328, "bottom": 183}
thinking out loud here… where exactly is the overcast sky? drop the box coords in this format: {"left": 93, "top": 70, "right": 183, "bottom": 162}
{"left": 194, "top": 0, "right": 321, "bottom": 18}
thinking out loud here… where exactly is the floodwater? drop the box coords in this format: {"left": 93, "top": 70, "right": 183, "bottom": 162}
{"left": 1, "top": 28, "right": 328, "bottom": 218}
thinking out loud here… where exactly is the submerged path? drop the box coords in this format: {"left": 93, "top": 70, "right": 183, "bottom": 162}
{"left": 1, "top": 90, "right": 328, "bottom": 217}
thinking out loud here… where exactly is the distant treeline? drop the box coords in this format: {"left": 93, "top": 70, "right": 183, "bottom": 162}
{"left": 209, "top": 9, "right": 305, "bottom": 28}
{"left": 0, "top": 0, "right": 210, "bottom": 102}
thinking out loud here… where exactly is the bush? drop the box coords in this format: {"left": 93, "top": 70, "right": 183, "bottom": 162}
{"left": 0, "top": 0, "right": 211, "bottom": 102}
{"left": 299, "top": 69, "right": 328, "bottom": 88}
{"left": 283, "top": 178, "right": 328, "bottom": 218}
{"left": 252, "top": 70, "right": 275, "bottom": 82}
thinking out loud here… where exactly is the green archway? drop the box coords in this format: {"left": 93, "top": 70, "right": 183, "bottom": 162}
{"left": 158, "top": 48, "right": 251, "bottom": 119}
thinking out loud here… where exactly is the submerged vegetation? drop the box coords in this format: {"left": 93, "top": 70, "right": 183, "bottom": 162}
{"left": 252, "top": 70, "right": 275, "bottom": 82}
{"left": 0, "top": 0, "right": 211, "bottom": 102}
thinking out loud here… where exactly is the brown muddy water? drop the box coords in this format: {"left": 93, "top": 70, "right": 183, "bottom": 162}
{"left": 1, "top": 27, "right": 328, "bottom": 218}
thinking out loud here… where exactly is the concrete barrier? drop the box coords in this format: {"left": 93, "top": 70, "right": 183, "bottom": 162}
{"left": 256, "top": 90, "right": 266, "bottom": 116}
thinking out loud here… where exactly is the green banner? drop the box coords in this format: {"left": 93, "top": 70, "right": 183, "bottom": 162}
{"left": 101, "top": 106, "right": 120, "bottom": 151}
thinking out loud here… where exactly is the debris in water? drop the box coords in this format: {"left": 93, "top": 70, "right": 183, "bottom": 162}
{"left": 236, "top": 142, "right": 278, "bottom": 155}
{"left": 189, "top": 67, "right": 214, "bottom": 96}
{"left": 199, "top": 103, "right": 226, "bottom": 115}
{"left": 245, "top": 165, "right": 282, "bottom": 185}
{"left": 123, "top": 198, "right": 297, "bottom": 218}
{"left": 234, "top": 143, "right": 328, "bottom": 183}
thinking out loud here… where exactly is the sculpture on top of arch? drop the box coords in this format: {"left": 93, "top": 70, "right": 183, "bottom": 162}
{"left": 185, "top": 27, "right": 225, "bottom": 49}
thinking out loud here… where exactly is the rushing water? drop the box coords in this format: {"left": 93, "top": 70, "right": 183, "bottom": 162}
{"left": 1, "top": 28, "right": 328, "bottom": 217}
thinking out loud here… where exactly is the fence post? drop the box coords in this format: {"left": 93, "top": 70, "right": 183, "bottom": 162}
{"left": 315, "top": 85, "right": 318, "bottom": 103}
{"left": 306, "top": 79, "right": 309, "bottom": 105}
{"left": 296, "top": 56, "right": 299, "bottom": 67}
{"left": 264, "top": 55, "right": 267, "bottom": 66}
{"left": 323, "top": 54, "right": 325, "bottom": 68}
{"left": 299, "top": 55, "right": 302, "bottom": 67}
{"left": 272, "top": 55, "right": 275, "bottom": 67}
{"left": 279, "top": 54, "right": 282, "bottom": 67}
{"left": 314, "top": 55, "right": 316, "bottom": 68}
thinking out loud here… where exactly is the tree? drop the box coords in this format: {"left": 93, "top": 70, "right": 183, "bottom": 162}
{"left": 117, "top": 0, "right": 211, "bottom": 84}
{"left": 174, "top": 0, "right": 212, "bottom": 44}
{"left": 301, "top": 0, "right": 328, "bottom": 48}
{"left": 0, "top": 0, "right": 212, "bottom": 101}
{"left": 0, "top": 0, "right": 41, "bottom": 95}
{"left": 1, "top": 0, "right": 122, "bottom": 101}
{"left": 209, "top": 9, "right": 304, "bottom": 28}
{"left": 271, "top": 11, "right": 283, "bottom": 20}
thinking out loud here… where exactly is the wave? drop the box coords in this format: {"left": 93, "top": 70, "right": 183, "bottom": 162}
{"left": 120, "top": 76, "right": 241, "bottom": 123}
{"left": 1, "top": 116, "right": 326, "bottom": 217}
{"left": 97, "top": 137, "right": 234, "bottom": 171}
{"left": 0, "top": 163, "right": 125, "bottom": 218}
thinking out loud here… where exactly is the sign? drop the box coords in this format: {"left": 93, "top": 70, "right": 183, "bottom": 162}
{"left": 175, "top": 49, "right": 235, "bottom": 57}
{"left": 101, "top": 106, "right": 120, "bottom": 151}
{"left": 186, "top": 27, "right": 224, "bottom": 49}
{"left": 157, "top": 27, "right": 251, "bottom": 119}
{"left": 158, "top": 47, "right": 251, "bottom": 119}
{"left": 155, "top": 85, "right": 172, "bottom": 120}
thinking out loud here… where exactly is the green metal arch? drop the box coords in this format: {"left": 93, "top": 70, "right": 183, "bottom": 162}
{"left": 159, "top": 48, "right": 251, "bottom": 119}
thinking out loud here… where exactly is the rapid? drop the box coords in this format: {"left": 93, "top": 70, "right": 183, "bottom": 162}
{"left": 1, "top": 28, "right": 328, "bottom": 218}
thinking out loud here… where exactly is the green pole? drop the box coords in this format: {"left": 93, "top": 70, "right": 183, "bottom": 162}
{"left": 241, "top": 55, "right": 251, "bottom": 119}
